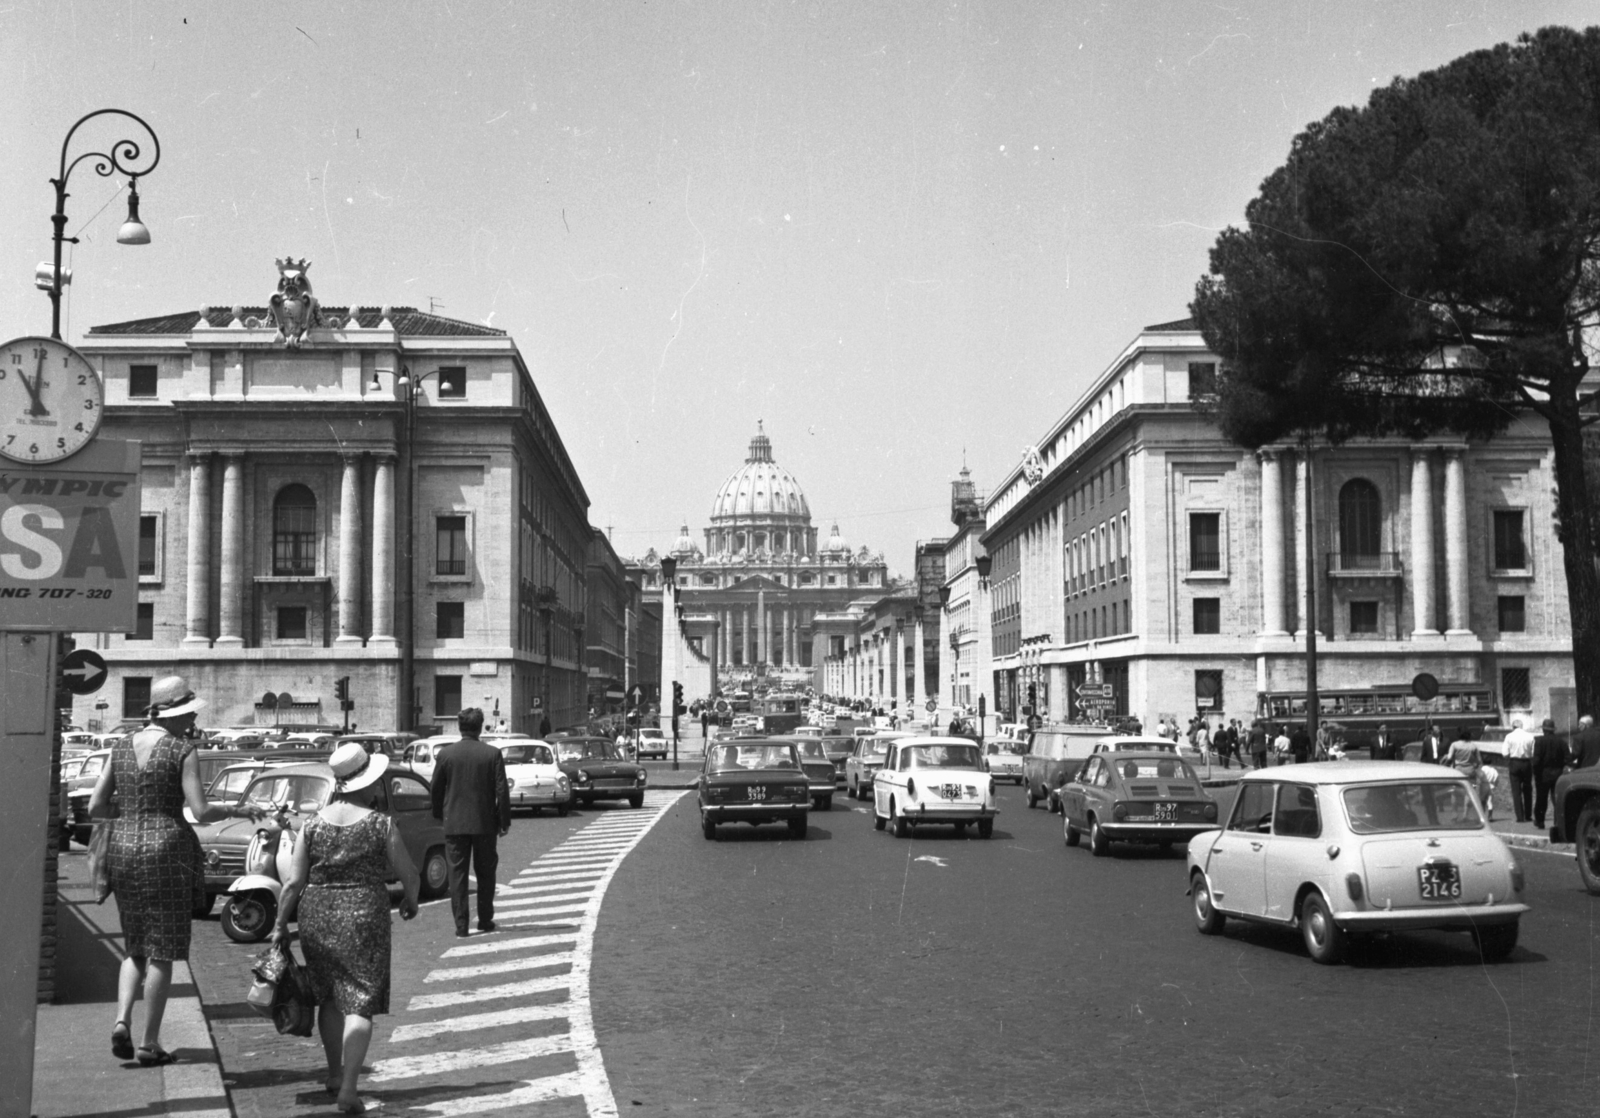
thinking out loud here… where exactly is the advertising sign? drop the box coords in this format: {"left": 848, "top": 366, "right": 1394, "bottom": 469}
{"left": 0, "top": 438, "right": 141, "bottom": 632}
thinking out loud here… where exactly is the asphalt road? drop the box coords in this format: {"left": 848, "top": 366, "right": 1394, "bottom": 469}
{"left": 188, "top": 781, "right": 1600, "bottom": 1117}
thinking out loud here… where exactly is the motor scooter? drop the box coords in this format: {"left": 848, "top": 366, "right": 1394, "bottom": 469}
{"left": 221, "top": 802, "right": 299, "bottom": 943}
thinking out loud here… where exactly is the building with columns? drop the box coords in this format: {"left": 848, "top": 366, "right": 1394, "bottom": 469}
{"left": 632, "top": 425, "right": 889, "bottom": 696}
{"left": 979, "top": 317, "right": 1577, "bottom": 734}
{"left": 69, "top": 294, "right": 593, "bottom": 734}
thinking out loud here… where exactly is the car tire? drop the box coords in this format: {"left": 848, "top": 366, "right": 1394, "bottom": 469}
{"left": 702, "top": 815, "right": 717, "bottom": 840}
{"left": 419, "top": 845, "right": 450, "bottom": 900}
{"left": 221, "top": 893, "right": 275, "bottom": 944}
{"left": 849, "top": 778, "right": 860, "bottom": 800}
{"left": 977, "top": 818, "right": 994, "bottom": 839}
{"left": 557, "top": 802, "right": 571, "bottom": 817}
{"left": 873, "top": 807, "right": 887, "bottom": 832}
{"left": 1089, "top": 817, "right": 1109, "bottom": 857}
{"left": 1300, "top": 891, "right": 1346, "bottom": 965}
{"left": 891, "top": 800, "right": 910, "bottom": 838}
{"left": 628, "top": 793, "right": 644, "bottom": 809}
{"left": 1475, "top": 920, "right": 1519, "bottom": 961}
{"left": 820, "top": 796, "right": 832, "bottom": 811}
{"left": 788, "top": 817, "right": 807, "bottom": 839}
{"left": 1191, "top": 871, "right": 1225, "bottom": 935}
{"left": 1064, "top": 818, "right": 1080, "bottom": 847}
{"left": 1577, "top": 801, "right": 1600, "bottom": 895}
{"left": 1026, "top": 783, "right": 1039, "bottom": 809}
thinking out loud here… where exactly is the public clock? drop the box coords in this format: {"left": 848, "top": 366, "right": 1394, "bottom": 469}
{"left": 0, "top": 335, "right": 103, "bottom": 464}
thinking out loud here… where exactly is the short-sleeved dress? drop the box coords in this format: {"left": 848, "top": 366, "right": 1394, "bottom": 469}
{"left": 297, "top": 810, "right": 393, "bottom": 1017}
{"left": 107, "top": 732, "right": 206, "bottom": 961}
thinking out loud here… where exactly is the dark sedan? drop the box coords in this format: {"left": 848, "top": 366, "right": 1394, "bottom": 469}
{"left": 552, "top": 736, "right": 648, "bottom": 808}
{"left": 698, "top": 740, "right": 810, "bottom": 840}
{"left": 771, "top": 736, "right": 838, "bottom": 810}
{"left": 1057, "top": 751, "right": 1219, "bottom": 855}
{"left": 818, "top": 734, "right": 854, "bottom": 784}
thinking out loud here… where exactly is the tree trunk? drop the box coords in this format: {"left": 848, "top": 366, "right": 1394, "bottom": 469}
{"left": 1546, "top": 396, "right": 1600, "bottom": 725}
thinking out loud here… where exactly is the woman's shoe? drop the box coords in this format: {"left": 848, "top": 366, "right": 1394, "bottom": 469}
{"left": 111, "top": 1021, "right": 133, "bottom": 1060}
{"left": 135, "top": 1045, "right": 177, "bottom": 1067}
{"left": 335, "top": 1095, "right": 365, "bottom": 1114}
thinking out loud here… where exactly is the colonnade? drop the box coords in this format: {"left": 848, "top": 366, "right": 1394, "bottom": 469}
{"left": 711, "top": 600, "right": 810, "bottom": 668}
{"left": 182, "top": 451, "right": 396, "bottom": 647}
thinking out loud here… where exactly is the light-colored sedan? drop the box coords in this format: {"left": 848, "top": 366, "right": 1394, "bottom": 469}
{"left": 872, "top": 736, "right": 998, "bottom": 838}
{"left": 1187, "top": 762, "right": 1528, "bottom": 965}
{"left": 983, "top": 739, "right": 1026, "bottom": 784}
{"left": 493, "top": 739, "right": 572, "bottom": 815}
{"left": 844, "top": 732, "right": 905, "bottom": 800}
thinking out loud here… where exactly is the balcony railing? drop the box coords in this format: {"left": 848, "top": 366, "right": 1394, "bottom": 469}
{"left": 1326, "top": 551, "right": 1403, "bottom": 576}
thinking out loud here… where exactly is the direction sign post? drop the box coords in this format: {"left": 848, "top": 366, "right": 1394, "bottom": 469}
{"left": 60, "top": 648, "right": 108, "bottom": 695}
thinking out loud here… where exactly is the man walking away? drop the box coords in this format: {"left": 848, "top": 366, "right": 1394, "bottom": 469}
{"left": 1569, "top": 714, "right": 1600, "bottom": 770}
{"left": 1248, "top": 722, "right": 1269, "bottom": 769}
{"left": 1502, "top": 717, "right": 1535, "bottom": 823}
{"left": 430, "top": 707, "right": 511, "bottom": 937}
{"left": 1273, "top": 724, "right": 1292, "bottom": 766}
{"left": 1289, "top": 723, "right": 1311, "bottom": 765}
{"left": 1533, "top": 718, "right": 1571, "bottom": 830}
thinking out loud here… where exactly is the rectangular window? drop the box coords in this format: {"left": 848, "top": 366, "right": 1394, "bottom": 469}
{"left": 131, "top": 602, "right": 153, "bottom": 640}
{"left": 437, "top": 601, "right": 465, "bottom": 639}
{"left": 1193, "top": 597, "right": 1220, "bottom": 634}
{"left": 1493, "top": 510, "right": 1527, "bottom": 570}
{"left": 1349, "top": 600, "right": 1379, "bottom": 635}
{"left": 277, "top": 606, "right": 307, "bottom": 640}
{"left": 1497, "top": 595, "right": 1526, "bottom": 633}
{"left": 1189, "top": 512, "right": 1221, "bottom": 571}
{"left": 123, "top": 676, "right": 152, "bottom": 720}
{"left": 437, "top": 366, "right": 467, "bottom": 398}
{"left": 128, "top": 364, "right": 158, "bottom": 398}
{"left": 436, "top": 516, "right": 468, "bottom": 576}
{"left": 435, "top": 674, "right": 463, "bottom": 716}
{"left": 138, "top": 515, "right": 158, "bottom": 577}
{"left": 1501, "top": 667, "right": 1531, "bottom": 710}
{"left": 1189, "top": 361, "right": 1218, "bottom": 398}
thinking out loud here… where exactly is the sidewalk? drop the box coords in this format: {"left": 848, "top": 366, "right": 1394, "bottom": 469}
{"left": 34, "top": 848, "right": 231, "bottom": 1118}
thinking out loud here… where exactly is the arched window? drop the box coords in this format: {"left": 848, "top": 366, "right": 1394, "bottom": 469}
{"left": 1339, "top": 479, "right": 1382, "bottom": 569}
{"left": 273, "top": 484, "right": 317, "bottom": 575}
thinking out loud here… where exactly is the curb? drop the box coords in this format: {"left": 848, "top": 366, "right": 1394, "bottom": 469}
{"left": 1497, "top": 832, "right": 1574, "bottom": 856}
{"left": 156, "top": 960, "right": 233, "bottom": 1118}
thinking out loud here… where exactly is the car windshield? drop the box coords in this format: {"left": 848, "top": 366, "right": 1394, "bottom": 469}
{"left": 860, "top": 740, "right": 892, "bottom": 758}
{"left": 207, "top": 768, "right": 260, "bottom": 801}
{"left": 710, "top": 745, "right": 800, "bottom": 771}
{"left": 556, "top": 741, "right": 617, "bottom": 762}
{"left": 241, "top": 773, "right": 332, "bottom": 809}
{"left": 1343, "top": 781, "right": 1485, "bottom": 833}
{"left": 639, "top": 730, "right": 664, "bottom": 740}
{"left": 988, "top": 742, "right": 1026, "bottom": 756}
{"left": 500, "top": 744, "right": 555, "bottom": 766}
{"left": 904, "top": 744, "right": 982, "bottom": 770}
{"left": 1114, "top": 758, "right": 1197, "bottom": 782}
{"left": 794, "top": 741, "right": 829, "bottom": 761}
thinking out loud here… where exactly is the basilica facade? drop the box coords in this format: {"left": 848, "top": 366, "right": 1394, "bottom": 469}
{"left": 633, "top": 425, "right": 888, "bottom": 683}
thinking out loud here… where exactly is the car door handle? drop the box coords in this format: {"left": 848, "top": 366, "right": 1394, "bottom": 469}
{"left": 1250, "top": 842, "right": 1263, "bottom": 851}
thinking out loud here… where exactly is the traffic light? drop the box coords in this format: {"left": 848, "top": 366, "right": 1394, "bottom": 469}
{"left": 335, "top": 676, "right": 349, "bottom": 701}
{"left": 1027, "top": 684, "right": 1037, "bottom": 709}
{"left": 672, "top": 681, "right": 684, "bottom": 716}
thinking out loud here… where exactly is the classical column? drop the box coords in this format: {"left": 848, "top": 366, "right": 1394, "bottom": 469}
{"left": 216, "top": 454, "right": 245, "bottom": 647}
{"left": 1410, "top": 448, "right": 1439, "bottom": 636}
{"left": 183, "top": 454, "right": 212, "bottom": 647}
{"left": 1443, "top": 448, "right": 1472, "bottom": 636}
{"left": 913, "top": 612, "right": 927, "bottom": 716}
{"left": 1293, "top": 451, "right": 1313, "bottom": 636}
{"left": 781, "top": 607, "right": 790, "bottom": 668}
{"left": 1257, "top": 448, "right": 1288, "bottom": 636}
{"left": 890, "top": 620, "right": 903, "bottom": 711}
{"left": 369, "top": 454, "right": 396, "bottom": 646}
{"left": 337, "top": 455, "right": 363, "bottom": 644}
{"left": 742, "top": 606, "right": 752, "bottom": 666}
{"left": 756, "top": 589, "right": 767, "bottom": 666}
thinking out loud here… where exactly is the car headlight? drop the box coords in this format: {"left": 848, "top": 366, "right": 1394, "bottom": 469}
{"left": 1203, "top": 801, "right": 1218, "bottom": 821}
{"left": 637, "top": 771, "right": 648, "bottom": 784}
{"left": 1112, "top": 803, "right": 1128, "bottom": 821}
{"left": 557, "top": 775, "right": 570, "bottom": 793}
{"left": 575, "top": 769, "right": 590, "bottom": 783}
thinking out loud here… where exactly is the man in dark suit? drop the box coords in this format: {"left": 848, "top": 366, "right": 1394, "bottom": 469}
{"left": 1533, "top": 717, "right": 1572, "bottom": 830}
{"left": 1289, "top": 724, "right": 1311, "bottom": 765}
{"left": 1569, "top": 715, "right": 1600, "bottom": 770}
{"left": 1420, "top": 722, "right": 1449, "bottom": 764}
{"left": 430, "top": 707, "right": 512, "bottom": 937}
{"left": 1372, "top": 723, "right": 1395, "bottom": 761}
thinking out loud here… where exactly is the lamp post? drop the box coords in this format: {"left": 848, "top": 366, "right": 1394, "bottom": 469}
{"left": 974, "top": 553, "right": 992, "bottom": 745}
{"left": 45, "top": 109, "right": 161, "bottom": 340}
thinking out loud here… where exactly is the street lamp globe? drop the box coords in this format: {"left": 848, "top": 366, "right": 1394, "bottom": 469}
{"left": 115, "top": 181, "right": 151, "bottom": 245}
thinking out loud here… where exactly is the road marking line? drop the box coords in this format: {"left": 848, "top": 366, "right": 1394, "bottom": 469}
{"left": 490, "top": 902, "right": 589, "bottom": 918}
{"left": 425, "top": 951, "right": 575, "bottom": 983}
{"left": 517, "top": 858, "right": 616, "bottom": 872}
{"left": 407, "top": 973, "right": 571, "bottom": 1012}
{"left": 407, "top": 1070, "right": 592, "bottom": 1115}
{"left": 534, "top": 854, "right": 625, "bottom": 865}
{"left": 495, "top": 891, "right": 593, "bottom": 908}
{"left": 368, "top": 1033, "right": 575, "bottom": 1081}
{"left": 388, "top": 1001, "right": 574, "bottom": 1044}
{"left": 512, "top": 868, "right": 606, "bottom": 883}
{"left": 500, "top": 880, "right": 603, "bottom": 895}
{"left": 442, "top": 932, "right": 578, "bottom": 958}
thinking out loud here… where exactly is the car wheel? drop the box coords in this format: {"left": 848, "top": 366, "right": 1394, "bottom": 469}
{"left": 702, "top": 814, "right": 717, "bottom": 841}
{"left": 1088, "top": 817, "right": 1109, "bottom": 857}
{"left": 977, "top": 818, "right": 994, "bottom": 839}
{"left": 849, "top": 777, "right": 860, "bottom": 800}
{"left": 1064, "top": 817, "right": 1080, "bottom": 847}
{"left": 419, "top": 845, "right": 450, "bottom": 900}
{"left": 628, "top": 793, "right": 644, "bottom": 809}
{"left": 820, "top": 796, "right": 832, "bottom": 811}
{"left": 890, "top": 800, "right": 910, "bottom": 838}
{"left": 1026, "top": 783, "right": 1039, "bottom": 809}
{"left": 1300, "top": 891, "right": 1346, "bottom": 965}
{"left": 1191, "top": 871, "right": 1225, "bottom": 935}
{"left": 221, "top": 893, "right": 275, "bottom": 943}
{"left": 1475, "top": 920, "right": 1519, "bottom": 961}
{"left": 556, "top": 802, "right": 571, "bottom": 817}
{"left": 1577, "top": 802, "right": 1600, "bottom": 894}
{"left": 788, "top": 817, "right": 807, "bottom": 839}
{"left": 873, "top": 806, "right": 887, "bottom": 832}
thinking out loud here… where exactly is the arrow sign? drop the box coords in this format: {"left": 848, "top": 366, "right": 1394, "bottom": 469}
{"left": 1076, "top": 683, "right": 1112, "bottom": 699}
{"left": 60, "top": 649, "right": 108, "bottom": 696}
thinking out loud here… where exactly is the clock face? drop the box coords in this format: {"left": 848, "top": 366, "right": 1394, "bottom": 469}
{"left": 0, "top": 336, "right": 103, "bottom": 464}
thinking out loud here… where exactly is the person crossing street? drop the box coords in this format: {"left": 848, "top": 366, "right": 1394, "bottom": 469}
{"left": 1502, "top": 717, "right": 1535, "bottom": 823}
{"left": 429, "top": 707, "right": 512, "bottom": 937}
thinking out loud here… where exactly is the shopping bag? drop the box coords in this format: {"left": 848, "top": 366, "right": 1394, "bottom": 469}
{"left": 249, "top": 941, "right": 317, "bottom": 1035}
{"left": 86, "top": 820, "right": 113, "bottom": 904}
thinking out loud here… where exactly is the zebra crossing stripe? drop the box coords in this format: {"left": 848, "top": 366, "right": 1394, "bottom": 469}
{"left": 496, "top": 894, "right": 593, "bottom": 911}
{"left": 407, "top": 1070, "right": 591, "bottom": 1116}
{"left": 389, "top": 1001, "right": 574, "bottom": 1044}
{"left": 408, "top": 973, "right": 571, "bottom": 1012}
{"left": 515, "top": 865, "right": 612, "bottom": 879}
{"left": 489, "top": 902, "right": 589, "bottom": 918}
{"left": 500, "top": 879, "right": 603, "bottom": 895}
{"left": 367, "top": 1033, "right": 575, "bottom": 1082}
{"left": 425, "top": 952, "right": 575, "bottom": 983}
{"left": 442, "top": 931, "right": 579, "bottom": 958}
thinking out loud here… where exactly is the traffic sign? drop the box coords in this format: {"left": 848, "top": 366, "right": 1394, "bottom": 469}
{"left": 1076, "top": 683, "right": 1112, "bottom": 699}
{"left": 1412, "top": 673, "right": 1439, "bottom": 701}
{"left": 925, "top": 699, "right": 937, "bottom": 713}
{"left": 59, "top": 649, "right": 107, "bottom": 695}
{"left": 627, "top": 684, "right": 645, "bottom": 707}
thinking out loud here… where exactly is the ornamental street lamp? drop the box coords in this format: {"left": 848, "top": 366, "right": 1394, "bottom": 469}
{"left": 44, "top": 109, "right": 161, "bottom": 340}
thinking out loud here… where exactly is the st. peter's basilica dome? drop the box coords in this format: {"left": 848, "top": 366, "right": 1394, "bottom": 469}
{"left": 710, "top": 424, "right": 812, "bottom": 524}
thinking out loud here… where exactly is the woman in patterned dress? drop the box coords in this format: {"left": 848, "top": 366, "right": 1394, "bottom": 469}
{"left": 87, "top": 676, "right": 267, "bottom": 1066}
{"left": 274, "top": 743, "right": 420, "bottom": 1114}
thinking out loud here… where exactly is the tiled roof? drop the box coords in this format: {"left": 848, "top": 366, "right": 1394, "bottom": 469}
{"left": 1143, "top": 316, "right": 1197, "bottom": 332}
{"left": 87, "top": 306, "right": 506, "bottom": 338}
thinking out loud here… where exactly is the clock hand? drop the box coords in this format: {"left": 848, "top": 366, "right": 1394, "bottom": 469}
{"left": 24, "top": 353, "right": 50, "bottom": 418}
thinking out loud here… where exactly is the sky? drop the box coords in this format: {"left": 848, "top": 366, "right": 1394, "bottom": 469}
{"left": 4, "top": 0, "right": 1595, "bottom": 578}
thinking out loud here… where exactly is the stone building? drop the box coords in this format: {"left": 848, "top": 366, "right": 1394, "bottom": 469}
{"left": 978, "top": 317, "right": 1578, "bottom": 734}
{"left": 68, "top": 292, "right": 593, "bottom": 734}
{"left": 633, "top": 424, "right": 888, "bottom": 691}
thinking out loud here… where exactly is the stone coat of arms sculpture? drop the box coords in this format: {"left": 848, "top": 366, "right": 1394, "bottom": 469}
{"left": 262, "top": 257, "right": 321, "bottom": 346}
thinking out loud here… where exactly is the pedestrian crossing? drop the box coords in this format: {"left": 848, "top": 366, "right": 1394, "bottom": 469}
{"left": 370, "top": 790, "right": 685, "bottom": 1116}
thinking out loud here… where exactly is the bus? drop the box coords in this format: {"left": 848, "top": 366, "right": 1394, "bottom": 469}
{"left": 754, "top": 693, "right": 805, "bottom": 735}
{"left": 1255, "top": 683, "right": 1499, "bottom": 753}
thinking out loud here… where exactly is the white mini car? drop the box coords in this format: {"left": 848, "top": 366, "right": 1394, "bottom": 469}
{"left": 872, "top": 736, "right": 998, "bottom": 838}
{"left": 983, "top": 739, "right": 1026, "bottom": 784}
{"left": 493, "top": 739, "right": 572, "bottom": 815}
{"left": 1187, "top": 761, "right": 1528, "bottom": 965}
{"left": 635, "top": 728, "right": 669, "bottom": 759}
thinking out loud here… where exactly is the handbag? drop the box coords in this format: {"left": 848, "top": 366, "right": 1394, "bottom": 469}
{"left": 86, "top": 819, "right": 113, "bottom": 905}
{"left": 249, "top": 941, "right": 317, "bottom": 1036}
